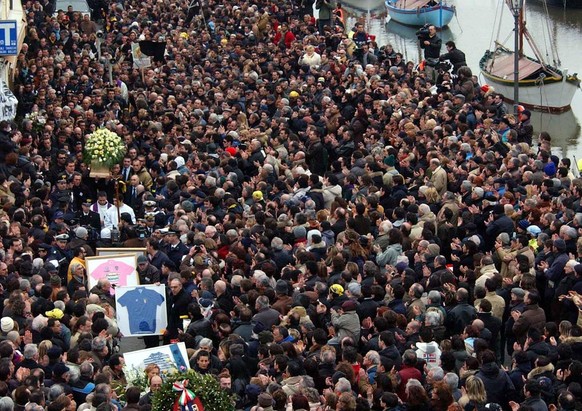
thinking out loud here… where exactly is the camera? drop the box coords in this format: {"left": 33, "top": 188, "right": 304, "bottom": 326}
{"left": 97, "top": 30, "right": 103, "bottom": 38}
{"left": 416, "top": 24, "right": 430, "bottom": 41}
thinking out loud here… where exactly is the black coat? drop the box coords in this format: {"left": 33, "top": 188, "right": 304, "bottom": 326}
{"left": 165, "top": 241, "right": 189, "bottom": 267}
{"left": 305, "top": 141, "right": 327, "bottom": 176}
{"left": 77, "top": 210, "right": 102, "bottom": 232}
{"left": 421, "top": 34, "right": 441, "bottom": 59}
{"left": 357, "top": 298, "right": 378, "bottom": 321}
{"left": 439, "top": 47, "right": 467, "bottom": 72}
{"left": 475, "top": 363, "right": 516, "bottom": 408}
{"left": 445, "top": 302, "right": 476, "bottom": 337}
{"left": 166, "top": 289, "right": 191, "bottom": 341}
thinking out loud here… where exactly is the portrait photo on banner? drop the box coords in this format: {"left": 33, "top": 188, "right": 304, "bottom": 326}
{"left": 115, "top": 284, "right": 167, "bottom": 337}
{"left": 85, "top": 253, "right": 139, "bottom": 293}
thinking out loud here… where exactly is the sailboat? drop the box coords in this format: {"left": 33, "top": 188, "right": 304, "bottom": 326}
{"left": 385, "top": 0, "right": 455, "bottom": 28}
{"left": 480, "top": 0, "right": 580, "bottom": 113}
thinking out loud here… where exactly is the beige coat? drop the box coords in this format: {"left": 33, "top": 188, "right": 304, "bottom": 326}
{"left": 475, "top": 291, "right": 506, "bottom": 319}
{"left": 430, "top": 166, "right": 448, "bottom": 196}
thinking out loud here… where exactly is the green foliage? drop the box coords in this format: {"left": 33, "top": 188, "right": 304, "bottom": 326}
{"left": 151, "top": 369, "right": 235, "bottom": 411}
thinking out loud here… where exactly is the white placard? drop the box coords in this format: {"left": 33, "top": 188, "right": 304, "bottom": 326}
{"left": 124, "top": 342, "right": 190, "bottom": 374}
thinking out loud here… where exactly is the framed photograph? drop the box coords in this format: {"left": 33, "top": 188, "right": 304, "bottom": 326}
{"left": 96, "top": 248, "right": 147, "bottom": 258}
{"left": 115, "top": 285, "right": 167, "bottom": 337}
{"left": 124, "top": 342, "right": 190, "bottom": 374}
{"left": 85, "top": 253, "right": 139, "bottom": 293}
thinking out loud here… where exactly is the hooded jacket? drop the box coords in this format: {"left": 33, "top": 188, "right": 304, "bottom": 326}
{"left": 475, "top": 362, "right": 516, "bottom": 407}
{"left": 376, "top": 243, "right": 403, "bottom": 267}
{"left": 415, "top": 341, "right": 442, "bottom": 370}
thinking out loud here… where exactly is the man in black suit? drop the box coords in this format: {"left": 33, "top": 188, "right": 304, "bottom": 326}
{"left": 124, "top": 174, "right": 143, "bottom": 210}
{"left": 163, "top": 230, "right": 189, "bottom": 267}
{"left": 166, "top": 278, "right": 191, "bottom": 343}
{"left": 77, "top": 199, "right": 102, "bottom": 232}
{"left": 121, "top": 156, "right": 133, "bottom": 182}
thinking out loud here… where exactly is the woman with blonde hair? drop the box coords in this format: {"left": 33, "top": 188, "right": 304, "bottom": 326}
{"left": 460, "top": 375, "right": 487, "bottom": 410}
{"left": 144, "top": 363, "right": 160, "bottom": 382}
{"left": 38, "top": 340, "right": 53, "bottom": 368}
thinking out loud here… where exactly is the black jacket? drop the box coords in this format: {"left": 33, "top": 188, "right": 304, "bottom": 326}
{"left": 445, "top": 302, "right": 476, "bottom": 336}
{"left": 165, "top": 241, "right": 189, "bottom": 267}
{"left": 166, "top": 289, "right": 191, "bottom": 340}
{"left": 421, "top": 34, "right": 441, "bottom": 59}
{"left": 439, "top": 47, "right": 467, "bottom": 72}
{"left": 475, "top": 363, "right": 516, "bottom": 408}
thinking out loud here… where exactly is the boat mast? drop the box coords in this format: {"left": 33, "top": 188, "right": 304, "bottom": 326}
{"left": 517, "top": 0, "right": 526, "bottom": 58}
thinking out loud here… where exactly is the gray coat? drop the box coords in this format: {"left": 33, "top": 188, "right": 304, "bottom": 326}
{"left": 331, "top": 309, "right": 360, "bottom": 342}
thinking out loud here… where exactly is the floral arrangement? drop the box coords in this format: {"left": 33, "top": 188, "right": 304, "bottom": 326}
{"left": 23, "top": 110, "right": 47, "bottom": 133}
{"left": 83, "top": 127, "right": 126, "bottom": 168}
{"left": 112, "top": 367, "right": 150, "bottom": 403}
{"left": 151, "top": 369, "right": 235, "bottom": 411}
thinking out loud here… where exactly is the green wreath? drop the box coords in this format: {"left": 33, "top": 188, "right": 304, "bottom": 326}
{"left": 151, "top": 369, "right": 235, "bottom": 411}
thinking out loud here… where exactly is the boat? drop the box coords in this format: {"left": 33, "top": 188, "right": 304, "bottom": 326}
{"left": 535, "top": 0, "right": 582, "bottom": 8}
{"left": 480, "top": 0, "right": 580, "bottom": 113}
{"left": 385, "top": 0, "right": 455, "bottom": 28}
{"left": 340, "top": 0, "right": 386, "bottom": 12}
{"left": 386, "top": 19, "right": 453, "bottom": 41}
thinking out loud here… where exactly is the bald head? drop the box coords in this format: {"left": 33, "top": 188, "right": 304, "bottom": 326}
{"left": 215, "top": 280, "right": 226, "bottom": 295}
{"left": 472, "top": 319, "right": 484, "bottom": 331}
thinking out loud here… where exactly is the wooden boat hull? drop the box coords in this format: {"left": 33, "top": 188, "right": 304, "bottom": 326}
{"left": 385, "top": 1, "right": 455, "bottom": 28}
{"left": 480, "top": 50, "right": 580, "bottom": 113}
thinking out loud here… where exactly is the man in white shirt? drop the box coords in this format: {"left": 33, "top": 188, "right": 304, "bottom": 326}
{"left": 104, "top": 195, "right": 136, "bottom": 229}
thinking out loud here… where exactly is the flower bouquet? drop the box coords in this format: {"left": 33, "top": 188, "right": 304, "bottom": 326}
{"left": 152, "top": 369, "right": 234, "bottom": 411}
{"left": 84, "top": 128, "right": 126, "bottom": 178}
{"left": 24, "top": 111, "right": 47, "bottom": 134}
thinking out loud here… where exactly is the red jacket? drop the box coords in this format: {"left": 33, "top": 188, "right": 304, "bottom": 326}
{"left": 273, "top": 30, "right": 296, "bottom": 49}
{"left": 397, "top": 365, "right": 422, "bottom": 400}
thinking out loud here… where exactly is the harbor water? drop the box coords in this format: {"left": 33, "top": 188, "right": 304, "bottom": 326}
{"left": 342, "top": 0, "right": 582, "bottom": 161}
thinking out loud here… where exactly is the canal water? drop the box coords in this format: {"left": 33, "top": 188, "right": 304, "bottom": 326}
{"left": 342, "top": 0, "right": 582, "bottom": 161}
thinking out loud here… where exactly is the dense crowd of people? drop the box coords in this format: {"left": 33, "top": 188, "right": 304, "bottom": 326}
{"left": 0, "top": 0, "right": 582, "bottom": 410}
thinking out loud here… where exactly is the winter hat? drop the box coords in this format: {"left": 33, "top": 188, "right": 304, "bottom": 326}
{"left": 0, "top": 318, "right": 14, "bottom": 333}
{"left": 347, "top": 282, "right": 361, "bottom": 297}
{"left": 258, "top": 393, "right": 273, "bottom": 408}
{"left": 100, "top": 227, "right": 112, "bottom": 239}
{"left": 511, "top": 288, "right": 525, "bottom": 299}
{"left": 341, "top": 300, "right": 357, "bottom": 311}
{"left": 384, "top": 154, "right": 396, "bottom": 167}
{"left": 75, "top": 227, "right": 88, "bottom": 239}
{"left": 50, "top": 275, "right": 61, "bottom": 287}
{"left": 526, "top": 225, "right": 541, "bottom": 237}
{"left": 293, "top": 226, "right": 307, "bottom": 239}
{"left": 518, "top": 219, "right": 530, "bottom": 230}
{"left": 554, "top": 238, "right": 567, "bottom": 252}
{"left": 275, "top": 280, "right": 288, "bottom": 295}
{"left": 544, "top": 162, "right": 556, "bottom": 177}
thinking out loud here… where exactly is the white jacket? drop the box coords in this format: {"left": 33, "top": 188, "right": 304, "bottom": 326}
{"left": 415, "top": 341, "right": 442, "bottom": 370}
